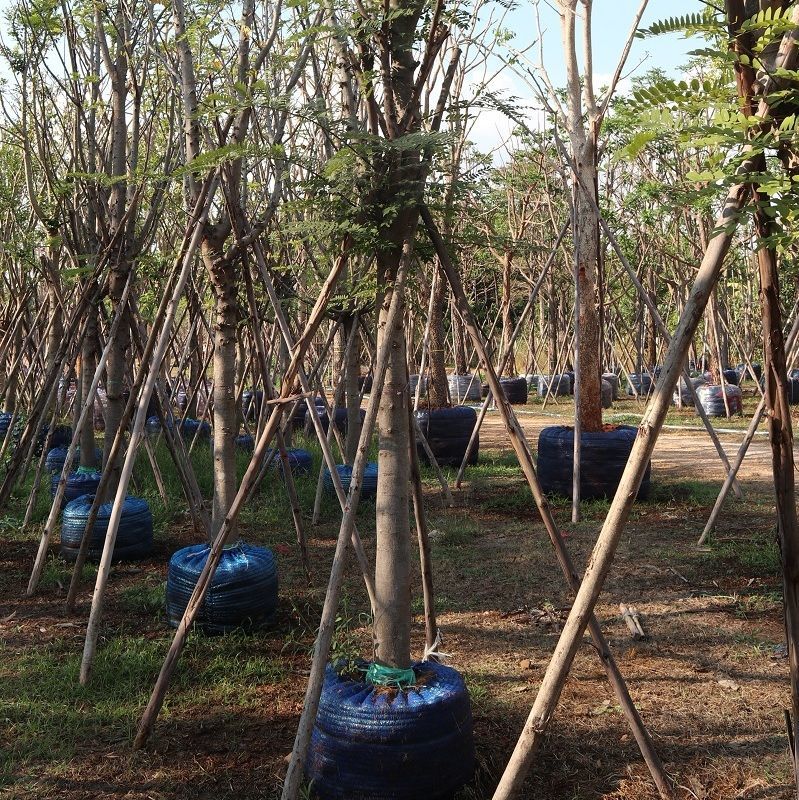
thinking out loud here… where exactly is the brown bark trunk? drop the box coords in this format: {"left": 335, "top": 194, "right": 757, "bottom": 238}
{"left": 343, "top": 313, "right": 362, "bottom": 464}
{"left": 451, "top": 294, "right": 467, "bottom": 374}
{"left": 756, "top": 199, "right": 799, "bottom": 793}
{"left": 81, "top": 301, "right": 99, "bottom": 469}
{"left": 575, "top": 157, "right": 603, "bottom": 431}
{"left": 427, "top": 266, "right": 449, "bottom": 408}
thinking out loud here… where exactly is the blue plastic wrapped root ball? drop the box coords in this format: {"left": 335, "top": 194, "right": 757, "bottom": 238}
{"left": 537, "top": 425, "right": 651, "bottom": 501}
{"left": 60, "top": 494, "right": 153, "bottom": 562}
{"left": 323, "top": 462, "right": 378, "bottom": 499}
{"left": 306, "top": 659, "right": 475, "bottom": 800}
{"left": 50, "top": 469, "right": 102, "bottom": 507}
{"left": 45, "top": 446, "right": 102, "bottom": 475}
{"left": 265, "top": 447, "right": 312, "bottom": 476}
{"left": 166, "top": 542, "right": 278, "bottom": 634}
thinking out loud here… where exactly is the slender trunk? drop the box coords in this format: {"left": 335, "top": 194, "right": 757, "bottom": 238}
{"left": 343, "top": 313, "right": 361, "bottom": 464}
{"left": 203, "top": 241, "right": 239, "bottom": 540}
{"left": 646, "top": 273, "right": 657, "bottom": 368}
{"left": 427, "top": 266, "right": 449, "bottom": 407}
{"left": 3, "top": 321, "right": 21, "bottom": 413}
{"left": 81, "top": 300, "right": 99, "bottom": 469}
{"left": 502, "top": 251, "right": 517, "bottom": 375}
{"left": 102, "top": 270, "right": 132, "bottom": 492}
{"left": 451, "top": 294, "right": 467, "bottom": 374}
{"left": 575, "top": 156, "right": 603, "bottom": 430}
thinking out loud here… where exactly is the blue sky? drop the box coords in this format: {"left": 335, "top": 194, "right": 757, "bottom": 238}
{"left": 468, "top": 0, "right": 706, "bottom": 154}
{"left": 534, "top": 0, "right": 704, "bottom": 84}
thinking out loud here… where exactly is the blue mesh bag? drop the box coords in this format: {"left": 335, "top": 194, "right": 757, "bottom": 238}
{"left": 60, "top": 494, "right": 153, "bottom": 562}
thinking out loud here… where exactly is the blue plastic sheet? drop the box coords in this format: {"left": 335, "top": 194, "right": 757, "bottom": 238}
{"left": 166, "top": 542, "right": 278, "bottom": 634}
{"left": 60, "top": 494, "right": 153, "bottom": 562}
{"left": 306, "top": 659, "right": 475, "bottom": 800}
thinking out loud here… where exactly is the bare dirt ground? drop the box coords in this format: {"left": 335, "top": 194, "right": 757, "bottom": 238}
{"left": 1, "top": 402, "right": 793, "bottom": 799}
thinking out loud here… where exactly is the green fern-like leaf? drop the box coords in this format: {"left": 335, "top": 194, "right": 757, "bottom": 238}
{"left": 636, "top": 13, "right": 720, "bottom": 39}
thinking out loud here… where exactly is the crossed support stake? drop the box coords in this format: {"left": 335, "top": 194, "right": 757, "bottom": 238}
{"left": 80, "top": 23, "right": 796, "bottom": 797}
{"left": 421, "top": 204, "right": 675, "bottom": 799}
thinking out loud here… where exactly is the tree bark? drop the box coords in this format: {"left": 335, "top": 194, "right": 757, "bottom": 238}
{"left": 574, "top": 158, "right": 603, "bottom": 430}
{"left": 502, "top": 251, "right": 517, "bottom": 375}
{"left": 343, "top": 313, "right": 362, "bottom": 464}
{"left": 427, "top": 266, "right": 449, "bottom": 408}
{"left": 202, "top": 239, "right": 239, "bottom": 540}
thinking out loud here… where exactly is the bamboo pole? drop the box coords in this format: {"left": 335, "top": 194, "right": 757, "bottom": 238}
{"left": 421, "top": 204, "right": 674, "bottom": 799}
{"left": 488, "top": 175, "right": 750, "bottom": 798}
{"left": 278, "top": 232, "right": 411, "bottom": 800}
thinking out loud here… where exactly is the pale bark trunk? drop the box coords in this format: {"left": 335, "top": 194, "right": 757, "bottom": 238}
{"left": 373, "top": 231, "right": 414, "bottom": 669}
{"left": 203, "top": 242, "right": 239, "bottom": 540}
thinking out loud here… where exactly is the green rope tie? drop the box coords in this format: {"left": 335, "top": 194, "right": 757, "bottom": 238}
{"left": 365, "top": 662, "right": 416, "bottom": 689}
{"left": 76, "top": 466, "right": 98, "bottom": 474}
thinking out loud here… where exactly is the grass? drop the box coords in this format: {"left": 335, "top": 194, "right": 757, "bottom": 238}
{"left": 38, "top": 556, "right": 97, "bottom": 591}
{"left": 648, "top": 478, "right": 723, "bottom": 506}
{"left": 710, "top": 535, "right": 781, "bottom": 576}
{"left": 0, "top": 410, "right": 792, "bottom": 799}
{"left": 0, "top": 629, "right": 287, "bottom": 786}
{"left": 118, "top": 578, "right": 166, "bottom": 617}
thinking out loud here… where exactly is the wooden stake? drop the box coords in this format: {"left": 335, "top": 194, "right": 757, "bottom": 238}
{"left": 422, "top": 203, "right": 674, "bottom": 799}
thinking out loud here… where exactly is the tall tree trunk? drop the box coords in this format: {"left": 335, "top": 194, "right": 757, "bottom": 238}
{"left": 548, "top": 274, "right": 558, "bottom": 373}
{"left": 203, "top": 241, "right": 239, "bottom": 540}
{"left": 343, "top": 313, "right": 362, "bottom": 464}
{"left": 81, "top": 300, "right": 99, "bottom": 469}
{"left": 427, "top": 267, "right": 449, "bottom": 408}
{"left": 646, "top": 273, "right": 658, "bottom": 368}
{"left": 452, "top": 294, "right": 468, "bottom": 374}
{"left": 574, "top": 159, "right": 603, "bottom": 430}
{"left": 370, "top": 0, "right": 426, "bottom": 671}
{"left": 101, "top": 9, "right": 131, "bottom": 495}
{"left": 501, "top": 251, "right": 517, "bottom": 375}
{"left": 374, "top": 233, "right": 413, "bottom": 669}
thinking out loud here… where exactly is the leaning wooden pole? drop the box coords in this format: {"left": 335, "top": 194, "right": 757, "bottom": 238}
{"left": 421, "top": 204, "right": 673, "bottom": 799}
{"left": 133, "top": 234, "right": 356, "bottom": 750}
{"left": 278, "top": 236, "right": 412, "bottom": 800}
{"left": 488, "top": 172, "right": 751, "bottom": 797}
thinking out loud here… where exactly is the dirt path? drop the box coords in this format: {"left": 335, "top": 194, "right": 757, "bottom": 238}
{"left": 481, "top": 408, "right": 776, "bottom": 485}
